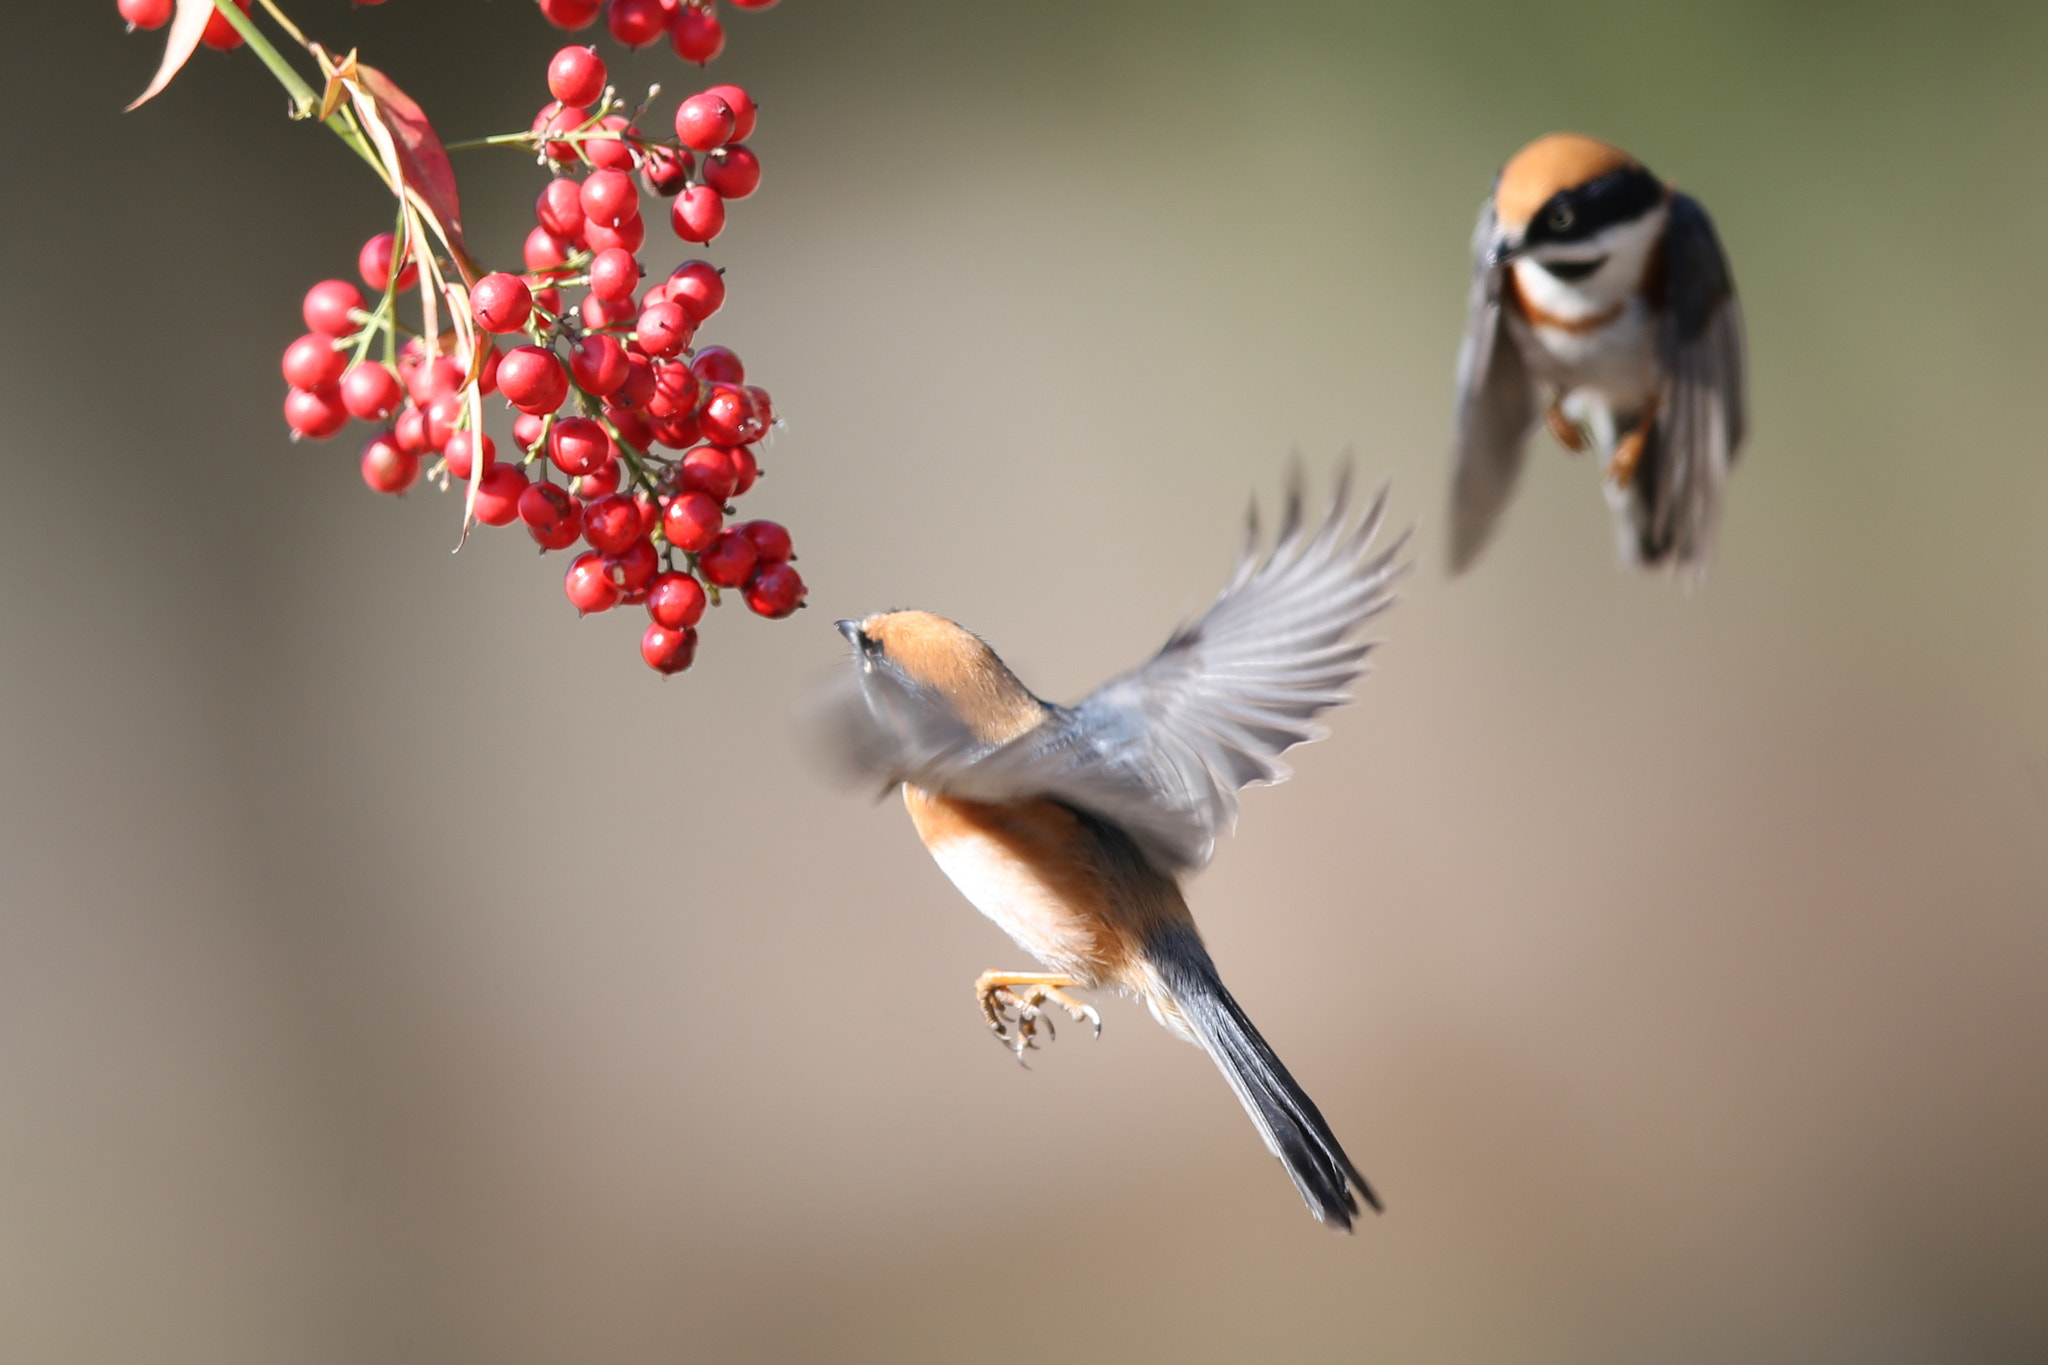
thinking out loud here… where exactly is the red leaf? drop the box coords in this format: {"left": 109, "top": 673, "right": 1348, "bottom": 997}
{"left": 354, "top": 63, "right": 472, "bottom": 271}
{"left": 125, "top": 0, "right": 217, "bottom": 112}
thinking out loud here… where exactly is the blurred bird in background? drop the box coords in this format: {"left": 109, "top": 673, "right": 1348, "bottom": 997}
{"left": 1450, "top": 132, "right": 1746, "bottom": 572}
{"left": 816, "top": 469, "right": 1406, "bottom": 1229}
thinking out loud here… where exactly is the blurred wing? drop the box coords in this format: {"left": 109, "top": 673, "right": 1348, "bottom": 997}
{"left": 954, "top": 469, "right": 1408, "bottom": 873}
{"left": 1449, "top": 199, "right": 1538, "bottom": 574}
{"left": 1637, "top": 192, "right": 1746, "bottom": 565}
{"left": 806, "top": 660, "right": 1019, "bottom": 800}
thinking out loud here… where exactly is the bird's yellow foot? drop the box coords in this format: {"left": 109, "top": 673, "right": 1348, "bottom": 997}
{"left": 975, "top": 970, "right": 1101, "bottom": 1063}
{"left": 1607, "top": 396, "right": 1660, "bottom": 487}
{"left": 1545, "top": 401, "right": 1589, "bottom": 454}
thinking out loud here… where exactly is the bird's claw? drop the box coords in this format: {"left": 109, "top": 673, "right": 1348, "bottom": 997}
{"left": 977, "top": 977, "right": 1101, "bottom": 1065}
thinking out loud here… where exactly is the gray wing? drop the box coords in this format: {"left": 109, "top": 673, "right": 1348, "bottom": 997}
{"left": 1634, "top": 192, "right": 1746, "bottom": 566}
{"left": 946, "top": 468, "right": 1408, "bottom": 873}
{"left": 1448, "top": 198, "right": 1538, "bottom": 574}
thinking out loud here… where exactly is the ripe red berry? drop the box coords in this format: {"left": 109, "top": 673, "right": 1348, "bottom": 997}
{"left": 729, "top": 0, "right": 779, "bottom": 9}
{"left": 739, "top": 519, "right": 793, "bottom": 563}
{"left": 583, "top": 213, "right": 646, "bottom": 255}
{"left": 669, "top": 4, "right": 725, "bottom": 64}
{"left": 524, "top": 226, "right": 575, "bottom": 274}
{"left": 580, "top": 293, "right": 638, "bottom": 334}
{"left": 393, "top": 406, "right": 433, "bottom": 456}
{"left": 652, "top": 359, "right": 701, "bottom": 413}
{"left": 358, "top": 232, "right": 418, "bottom": 294}
{"left": 475, "top": 343, "right": 502, "bottom": 395}
{"left": 641, "top": 144, "right": 694, "bottom": 197}
{"left": 573, "top": 460, "right": 622, "bottom": 500}
{"left": 697, "top": 529, "right": 759, "bottom": 588}
{"left": 513, "top": 412, "right": 548, "bottom": 453}
{"left": 360, "top": 434, "right": 420, "bottom": 495}
{"left": 565, "top": 551, "right": 622, "bottom": 614}
{"left": 690, "top": 345, "right": 745, "bottom": 385}
{"left": 531, "top": 286, "right": 564, "bottom": 318}
{"left": 635, "top": 299, "right": 691, "bottom": 357}
{"left": 571, "top": 335, "right": 629, "bottom": 397}
{"left": 549, "top": 416, "right": 611, "bottom": 475}
{"left": 521, "top": 482, "right": 584, "bottom": 550}
{"left": 605, "top": 537, "right": 660, "bottom": 593}
{"left": 606, "top": 403, "right": 655, "bottom": 451}
{"left": 444, "top": 430, "right": 496, "bottom": 481}
{"left": 119, "top": 0, "right": 175, "bottom": 31}
{"left": 406, "top": 356, "right": 466, "bottom": 407}
{"left": 474, "top": 463, "right": 531, "bottom": 526}
{"left": 471, "top": 273, "right": 533, "bottom": 334}
{"left": 340, "top": 362, "right": 404, "bottom": 422}
{"left": 580, "top": 169, "right": 638, "bottom": 228}
{"left": 302, "top": 279, "right": 365, "bottom": 337}
{"left": 422, "top": 393, "right": 463, "bottom": 450}
{"left": 498, "top": 346, "right": 570, "bottom": 414}
{"left": 670, "top": 186, "right": 726, "bottom": 244}
{"left": 678, "top": 443, "right": 738, "bottom": 500}
{"left": 646, "top": 571, "right": 708, "bottom": 629}
{"left": 584, "top": 115, "right": 638, "bottom": 172}
{"left": 284, "top": 385, "right": 350, "bottom": 440}
{"left": 199, "top": 0, "right": 252, "bottom": 50}
{"left": 743, "top": 562, "right": 806, "bottom": 618}
{"left": 547, "top": 45, "right": 607, "bottom": 107}
{"left": 675, "top": 92, "right": 736, "bottom": 152}
{"left": 581, "top": 493, "right": 642, "bottom": 555}
{"left": 649, "top": 411, "right": 701, "bottom": 448}
{"left": 538, "top": 0, "right": 603, "bottom": 30}
{"left": 698, "top": 383, "right": 763, "bottom": 445}
{"left": 703, "top": 84, "right": 758, "bottom": 140}
{"left": 666, "top": 261, "right": 725, "bottom": 323}
{"left": 587, "top": 246, "right": 641, "bottom": 301}
{"left": 606, "top": 0, "right": 668, "bottom": 48}
{"left": 534, "top": 178, "right": 587, "bottom": 242}
{"left": 640, "top": 623, "right": 698, "bottom": 675}
{"left": 533, "top": 102, "right": 591, "bottom": 163}
{"left": 702, "top": 144, "right": 761, "bottom": 200}
{"left": 728, "top": 443, "right": 759, "bottom": 495}
{"left": 744, "top": 384, "right": 775, "bottom": 429}
{"left": 281, "top": 333, "right": 346, "bottom": 390}
{"left": 661, "top": 490, "right": 723, "bottom": 551}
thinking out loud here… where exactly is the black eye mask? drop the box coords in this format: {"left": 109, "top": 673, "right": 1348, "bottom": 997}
{"left": 1521, "top": 164, "right": 1663, "bottom": 249}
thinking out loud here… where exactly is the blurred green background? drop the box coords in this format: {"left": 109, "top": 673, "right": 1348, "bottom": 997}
{"left": 5, "top": 1, "right": 2047, "bottom": 1360}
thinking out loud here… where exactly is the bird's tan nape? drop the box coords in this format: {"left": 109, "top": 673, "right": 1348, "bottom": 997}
{"left": 1494, "top": 132, "right": 1639, "bottom": 230}
{"left": 859, "top": 610, "right": 1044, "bottom": 744}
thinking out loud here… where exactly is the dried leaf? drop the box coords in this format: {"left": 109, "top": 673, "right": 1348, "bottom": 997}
{"left": 317, "top": 48, "right": 359, "bottom": 124}
{"left": 125, "top": 0, "right": 217, "bottom": 112}
{"left": 355, "top": 63, "right": 472, "bottom": 270}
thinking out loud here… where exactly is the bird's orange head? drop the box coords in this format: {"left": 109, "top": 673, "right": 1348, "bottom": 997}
{"left": 1492, "top": 133, "right": 1642, "bottom": 233}
{"left": 837, "top": 610, "right": 1045, "bottom": 745}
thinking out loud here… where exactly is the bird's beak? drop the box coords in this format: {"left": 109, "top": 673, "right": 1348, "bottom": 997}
{"left": 835, "top": 618, "right": 864, "bottom": 646}
{"left": 1488, "top": 237, "right": 1523, "bottom": 270}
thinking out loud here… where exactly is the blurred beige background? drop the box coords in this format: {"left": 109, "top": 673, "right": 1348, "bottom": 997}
{"left": 5, "top": 1, "right": 2047, "bottom": 1360}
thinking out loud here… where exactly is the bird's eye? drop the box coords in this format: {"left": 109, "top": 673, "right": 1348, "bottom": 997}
{"left": 1548, "top": 205, "right": 1575, "bottom": 231}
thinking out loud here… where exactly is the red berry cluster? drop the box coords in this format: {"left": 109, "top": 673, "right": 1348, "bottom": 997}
{"left": 535, "top": 0, "right": 779, "bottom": 65}
{"left": 275, "top": 38, "right": 801, "bottom": 677}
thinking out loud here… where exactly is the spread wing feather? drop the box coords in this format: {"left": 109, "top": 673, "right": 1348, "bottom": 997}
{"left": 1448, "top": 199, "right": 1538, "bottom": 574}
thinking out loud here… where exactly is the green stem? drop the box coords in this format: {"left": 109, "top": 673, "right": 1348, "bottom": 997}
{"left": 210, "top": 0, "right": 383, "bottom": 178}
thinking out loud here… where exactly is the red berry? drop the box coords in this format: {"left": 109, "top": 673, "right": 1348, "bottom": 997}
{"left": 728, "top": 443, "right": 759, "bottom": 495}
{"left": 666, "top": 261, "right": 725, "bottom": 322}
{"left": 635, "top": 299, "right": 691, "bottom": 356}
{"left": 702, "top": 143, "right": 761, "bottom": 199}
{"left": 607, "top": 0, "right": 668, "bottom": 48}
{"left": 565, "top": 551, "right": 622, "bottom": 614}
{"left": 471, "top": 273, "right": 533, "bottom": 334}
{"left": 284, "top": 385, "right": 349, "bottom": 440}
{"left": 538, "top": 0, "right": 603, "bottom": 29}
{"left": 531, "top": 286, "right": 564, "bottom": 318}
{"left": 302, "top": 280, "right": 364, "bottom": 337}
{"left": 573, "top": 460, "right": 622, "bottom": 499}
{"left": 605, "top": 536, "right": 660, "bottom": 593}
{"left": 728, "top": 0, "right": 779, "bottom": 9}
{"left": 661, "top": 490, "right": 723, "bottom": 551}
{"left": 584, "top": 115, "right": 638, "bottom": 172}
{"left": 199, "top": 0, "right": 252, "bottom": 50}
{"left": 587, "top": 245, "right": 641, "bottom": 300}
{"left": 358, "top": 232, "right": 417, "bottom": 294}
{"left": 521, "top": 481, "right": 584, "bottom": 550}
{"left": 641, "top": 144, "right": 694, "bottom": 197}
{"left": 739, "top": 519, "right": 792, "bottom": 563}
{"left": 698, "top": 383, "right": 763, "bottom": 444}
{"left": 571, "top": 333, "right": 630, "bottom": 396}
{"left": 533, "top": 102, "right": 591, "bottom": 163}
{"left": 669, "top": 3, "right": 724, "bottom": 63}
{"left": 582, "top": 493, "right": 642, "bottom": 555}
{"left": 474, "top": 463, "right": 531, "bottom": 526}
{"left": 535, "top": 178, "right": 587, "bottom": 242}
{"left": 549, "top": 416, "right": 611, "bottom": 475}
{"left": 360, "top": 434, "right": 420, "bottom": 494}
{"left": 406, "top": 356, "right": 466, "bottom": 406}
{"left": 606, "top": 403, "right": 655, "bottom": 450}
{"left": 670, "top": 186, "right": 725, "bottom": 244}
{"left": 580, "top": 169, "right": 638, "bottom": 228}
{"left": 678, "top": 443, "right": 738, "bottom": 500}
{"left": 583, "top": 213, "right": 646, "bottom": 256}
{"left": 547, "top": 45, "right": 607, "bottom": 107}
{"left": 281, "top": 333, "right": 346, "bottom": 389}
{"left": 475, "top": 343, "right": 502, "bottom": 395}
{"left": 119, "top": 0, "right": 175, "bottom": 31}
{"left": 340, "top": 362, "right": 404, "bottom": 422}
{"left": 580, "top": 293, "right": 638, "bottom": 334}
{"left": 698, "top": 529, "right": 758, "bottom": 588}
{"left": 524, "top": 226, "right": 575, "bottom": 273}
{"left": 513, "top": 412, "right": 548, "bottom": 453}
{"left": 498, "top": 346, "right": 570, "bottom": 414}
{"left": 641, "top": 623, "right": 698, "bottom": 675}
{"left": 744, "top": 384, "right": 774, "bottom": 428}
{"left": 690, "top": 345, "right": 745, "bottom": 385}
{"left": 646, "top": 571, "right": 708, "bottom": 629}
{"left": 649, "top": 411, "right": 701, "bottom": 448}
{"left": 652, "top": 359, "right": 701, "bottom": 412}
{"left": 423, "top": 393, "right": 463, "bottom": 450}
{"left": 702, "top": 84, "right": 758, "bottom": 141}
{"left": 743, "top": 562, "right": 806, "bottom": 618}
{"left": 444, "top": 430, "right": 496, "bottom": 481}
{"left": 393, "top": 406, "right": 433, "bottom": 456}
{"left": 675, "top": 92, "right": 736, "bottom": 152}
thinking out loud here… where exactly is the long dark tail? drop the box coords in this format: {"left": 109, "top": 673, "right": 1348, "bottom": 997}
{"left": 1150, "top": 928, "right": 1380, "bottom": 1230}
